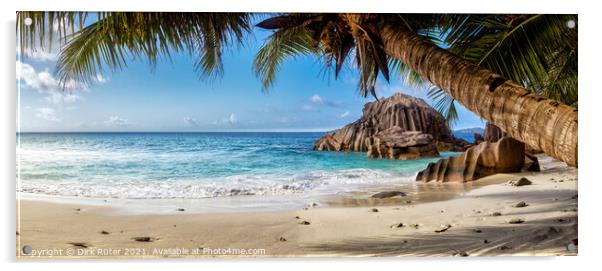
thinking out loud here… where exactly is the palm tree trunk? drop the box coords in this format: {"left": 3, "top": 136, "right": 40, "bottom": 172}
{"left": 379, "top": 24, "right": 578, "bottom": 167}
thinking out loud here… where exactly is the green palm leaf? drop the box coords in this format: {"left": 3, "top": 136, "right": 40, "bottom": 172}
{"left": 17, "top": 12, "right": 253, "bottom": 86}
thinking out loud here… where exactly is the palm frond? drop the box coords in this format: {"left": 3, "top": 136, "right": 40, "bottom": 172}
{"left": 18, "top": 12, "right": 253, "bottom": 85}
{"left": 427, "top": 85, "right": 458, "bottom": 126}
{"left": 444, "top": 14, "right": 577, "bottom": 106}
{"left": 253, "top": 23, "right": 317, "bottom": 90}
{"left": 17, "top": 11, "right": 87, "bottom": 55}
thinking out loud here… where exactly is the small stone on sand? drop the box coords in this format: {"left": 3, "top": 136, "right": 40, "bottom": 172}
{"left": 514, "top": 201, "right": 528, "bottom": 208}
{"left": 492, "top": 212, "right": 502, "bottom": 216}
{"left": 177, "top": 208, "right": 185, "bottom": 212}
{"left": 370, "top": 208, "right": 379, "bottom": 212}
{"left": 435, "top": 224, "right": 452, "bottom": 233}
{"left": 499, "top": 245, "right": 512, "bottom": 250}
{"left": 390, "top": 222, "right": 404, "bottom": 228}
{"left": 453, "top": 251, "right": 469, "bottom": 257}
{"left": 68, "top": 242, "right": 89, "bottom": 248}
{"left": 508, "top": 177, "right": 532, "bottom": 186}
{"left": 508, "top": 218, "right": 525, "bottom": 224}
{"left": 473, "top": 229, "right": 482, "bottom": 233}
{"left": 132, "top": 236, "right": 154, "bottom": 242}
{"left": 100, "top": 230, "right": 110, "bottom": 235}
{"left": 279, "top": 237, "right": 287, "bottom": 242}
{"left": 299, "top": 221, "right": 311, "bottom": 225}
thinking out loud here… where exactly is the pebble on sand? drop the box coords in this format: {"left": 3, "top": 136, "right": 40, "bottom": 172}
{"left": 177, "top": 208, "right": 185, "bottom": 212}
{"left": 132, "top": 236, "right": 154, "bottom": 242}
{"left": 370, "top": 208, "right": 379, "bottom": 212}
{"left": 68, "top": 242, "right": 89, "bottom": 248}
{"left": 434, "top": 224, "right": 452, "bottom": 233}
{"left": 390, "top": 222, "right": 405, "bottom": 228}
{"left": 514, "top": 201, "right": 528, "bottom": 208}
{"left": 279, "top": 237, "right": 287, "bottom": 242}
{"left": 492, "top": 212, "right": 502, "bottom": 216}
{"left": 100, "top": 230, "right": 110, "bottom": 235}
{"left": 452, "top": 251, "right": 469, "bottom": 257}
{"left": 299, "top": 221, "right": 311, "bottom": 225}
{"left": 508, "top": 177, "right": 532, "bottom": 186}
{"left": 508, "top": 218, "right": 525, "bottom": 224}
{"left": 499, "top": 245, "right": 512, "bottom": 250}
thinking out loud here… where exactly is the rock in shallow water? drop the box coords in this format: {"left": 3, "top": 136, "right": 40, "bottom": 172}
{"left": 371, "top": 191, "right": 407, "bottom": 199}
{"left": 313, "top": 93, "right": 468, "bottom": 153}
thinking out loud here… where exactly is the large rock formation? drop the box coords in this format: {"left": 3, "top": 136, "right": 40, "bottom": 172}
{"left": 366, "top": 128, "right": 439, "bottom": 160}
{"left": 416, "top": 137, "right": 539, "bottom": 183}
{"left": 314, "top": 93, "right": 463, "bottom": 152}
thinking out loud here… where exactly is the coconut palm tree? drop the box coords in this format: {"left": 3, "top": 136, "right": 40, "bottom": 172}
{"left": 17, "top": 12, "right": 577, "bottom": 167}
{"left": 254, "top": 14, "right": 577, "bottom": 167}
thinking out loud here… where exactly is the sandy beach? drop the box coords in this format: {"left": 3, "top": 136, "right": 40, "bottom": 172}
{"left": 16, "top": 156, "right": 577, "bottom": 258}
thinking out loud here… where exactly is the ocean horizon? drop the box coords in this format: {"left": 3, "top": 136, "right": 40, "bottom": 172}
{"left": 16, "top": 132, "right": 456, "bottom": 200}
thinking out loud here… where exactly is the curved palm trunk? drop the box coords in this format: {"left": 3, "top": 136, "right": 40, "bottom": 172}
{"left": 379, "top": 24, "right": 578, "bottom": 167}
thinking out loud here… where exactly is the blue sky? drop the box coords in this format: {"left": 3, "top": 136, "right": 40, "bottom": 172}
{"left": 16, "top": 25, "right": 485, "bottom": 132}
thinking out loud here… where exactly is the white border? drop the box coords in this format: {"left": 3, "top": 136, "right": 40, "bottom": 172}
{"left": 3, "top": 0, "right": 601, "bottom": 270}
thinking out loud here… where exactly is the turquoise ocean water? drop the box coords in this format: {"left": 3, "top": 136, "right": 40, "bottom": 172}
{"left": 17, "top": 132, "right": 456, "bottom": 199}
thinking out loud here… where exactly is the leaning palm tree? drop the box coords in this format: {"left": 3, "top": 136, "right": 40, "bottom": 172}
{"left": 254, "top": 14, "right": 577, "bottom": 167}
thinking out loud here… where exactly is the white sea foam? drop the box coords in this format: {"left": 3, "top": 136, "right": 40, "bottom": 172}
{"left": 17, "top": 168, "right": 415, "bottom": 199}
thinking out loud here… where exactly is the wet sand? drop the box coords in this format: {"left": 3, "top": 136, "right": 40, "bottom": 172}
{"left": 16, "top": 157, "right": 577, "bottom": 258}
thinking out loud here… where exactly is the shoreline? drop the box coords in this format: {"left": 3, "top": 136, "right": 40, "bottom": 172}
{"left": 17, "top": 172, "right": 504, "bottom": 215}
{"left": 16, "top": 158, "right": 578, "bottom": 257}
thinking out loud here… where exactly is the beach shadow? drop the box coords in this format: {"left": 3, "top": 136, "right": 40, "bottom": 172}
{"left": 303, "top": 216, "right": 577, "bottom": 256}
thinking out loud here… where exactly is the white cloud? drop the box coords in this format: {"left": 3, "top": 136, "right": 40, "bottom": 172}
{"left": 18, "top": 49, "right": 58, "bottom": 62}
{"left": 228, "top": 113, "right": 238, "bottom": 125}
{"left": 16, "top": 60, "right": 107, "bottom": 104}
{"left": 212, "top": 113, "right": 239, "bottom": 127}
{"left": 339, "top": 111, "right": 350, "bottom": 118}
{"left": 45, "top": 91, "right": 83, "bottom": 104}
{"left": 105, "top": 116, "right": 130, "bottom": 127}
{"left": 183, "top": 117, "right": 199, "bottom": 127}
{"left": 35, "top": 107, "right": 60, "bottom": 122}
{"left": 310, "top": 94, "right": 324, "bottom": 104}
{"left": 307, "top": 94, "right": 342, "bottom": 108}
{"left": 301, "top": 104, "right": 318, "bottom": 112}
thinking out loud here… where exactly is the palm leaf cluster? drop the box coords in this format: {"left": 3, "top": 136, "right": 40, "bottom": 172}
{"left": 17, "top": 12, "right": 253, "bottom": 86}
{"left": 427, "top": 14, "right": 578, "bottom": 125}
{"left": 255, "top": 14, "right": 401, "bottom": 99}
